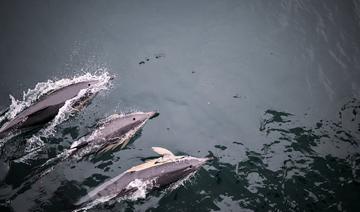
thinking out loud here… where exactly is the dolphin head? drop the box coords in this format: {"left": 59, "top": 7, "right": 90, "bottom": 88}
{"left": 104, "top": 111, "right": 159, "bottom": 134}
{"left": 106, "top": 111, "right": 159, "bottom": 135}
{"left": 125, "top": 111, "right": 159, "bottom": 123}
{"left": 77, "top": 80, "right": 101, "bottom": 89}
{"left": 82, "top": 75, "right": 114, "bottom": 88}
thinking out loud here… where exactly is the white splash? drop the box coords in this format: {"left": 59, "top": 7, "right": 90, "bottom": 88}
{"left": 122, "top": 172, "right": 198, "bottom": 202}
{"left": 4, "top": 71, "right": 113, "bottom": 161}
{"left": 1, "top": 72, "right": 110, "bottom": 123}
{"left": 125, "top": 178, "right": 156, "bottom": 201}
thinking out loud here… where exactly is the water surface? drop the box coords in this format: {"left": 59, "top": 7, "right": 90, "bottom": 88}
{"left": 0, "top": 0, "right": 360, "bottom": 211}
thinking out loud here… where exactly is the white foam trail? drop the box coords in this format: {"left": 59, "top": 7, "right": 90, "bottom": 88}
{"left": 5, "top": 71, "right": 112, "bottom": 162}
{"left": 126, "top": 178, "right": 156, "bottom": 201}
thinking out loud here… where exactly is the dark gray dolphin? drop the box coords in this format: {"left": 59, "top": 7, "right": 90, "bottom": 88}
{"left": 0, "top": 80, "right": 101, "bottom": 136}
{"left": 75, "top": 147, "right": 209, "bottom": 206}
{"left": 67, "top": 111, "right": 159, "bottom": 158}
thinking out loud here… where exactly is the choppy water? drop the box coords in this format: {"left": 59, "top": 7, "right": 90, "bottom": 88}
{"left": 1, "top": 0, "right": 360, "bottom": 211}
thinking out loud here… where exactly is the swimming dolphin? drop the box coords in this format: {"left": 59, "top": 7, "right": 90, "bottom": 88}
{"left": 2, "top": 111, "right": 158, "bottom": 200}
{"left": 27, "top": 111, "right": 159, "bottom": 184}
{"left": 67, "top": 111, "right": 159, "bottom": 159}
{"left": 0, "top": 80, "right": 102, "bottom": 136}
{"left": 75, "top": 147, "right": 209, "bottom": 206}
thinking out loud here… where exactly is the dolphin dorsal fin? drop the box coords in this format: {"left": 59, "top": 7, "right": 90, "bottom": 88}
{"left": 152, "top": 147, "right": 175, "bottom": 157}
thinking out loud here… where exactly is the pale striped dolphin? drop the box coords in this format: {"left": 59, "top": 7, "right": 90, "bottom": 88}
{"left": 75, "top": 147, "right": 210, "bottom": 206}
{"left": 68, "top": 111, "right": 159, "bottom": 159}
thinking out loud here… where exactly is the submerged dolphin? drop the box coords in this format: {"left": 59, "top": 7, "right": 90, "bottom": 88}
{"left": 0, "top": 80, "right": 102, "bottom": 136}
{"left": 75, "top": 147, "right": 209, "bottom": 206}
{"left": 67, "top": 111, "right": 159, "bottom": 158}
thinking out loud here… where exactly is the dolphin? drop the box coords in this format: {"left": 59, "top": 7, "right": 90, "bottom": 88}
{"left": 2, "top": 112, "right": 159, "bottom": 200}
{"left": 67, "top": 111, "right": 159, "bottom": 159}
{"left": 0, "top": 80, "right": 102, "bottom": 136}
{"left": 75, "top": 147, "right": 210, "bottom": 206}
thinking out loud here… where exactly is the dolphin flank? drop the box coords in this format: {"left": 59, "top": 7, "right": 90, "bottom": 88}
{"left": 75, "top": 147, "right": 209, "bottom": 206}
{"left": 0, "top": 80, "right": 102, "bottom": 136}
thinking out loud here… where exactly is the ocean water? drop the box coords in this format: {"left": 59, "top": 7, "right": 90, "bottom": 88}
{"left": 0, "top": 0, "right": 360, "bottom": 211}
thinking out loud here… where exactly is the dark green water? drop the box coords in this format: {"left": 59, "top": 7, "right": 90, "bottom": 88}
{"left": 1, "top": 0, "right": 360, "bottom": 211}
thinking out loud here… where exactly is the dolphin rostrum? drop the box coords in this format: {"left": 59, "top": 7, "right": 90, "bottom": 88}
{"left": 67, "top": 111, "right": 159, "bottom": 159}
{"left": 0, "top": 80, "right": 102, "bottom": 136}
{"left": 75, "top": 147, "right": 210, "bottom": 206}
